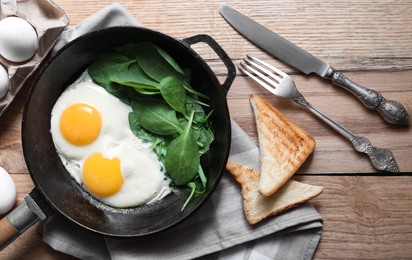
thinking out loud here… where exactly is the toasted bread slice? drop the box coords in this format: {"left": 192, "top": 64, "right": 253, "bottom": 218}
{"left": 250, "top": 94, "right": 316, "bottom": 196}
{"left": 226, "top": 160, "right": 323, "bottom": 225}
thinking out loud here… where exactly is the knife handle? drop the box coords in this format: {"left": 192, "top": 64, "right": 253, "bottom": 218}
{"left": 326, "top": 70, "right": 409, "bottom": 125}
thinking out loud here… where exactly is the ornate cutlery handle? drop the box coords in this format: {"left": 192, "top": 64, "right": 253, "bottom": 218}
{"left": 325, "top": 69, "right": 409, "bottom": 126}
{"left": 350, "top": 135, "right": 400, "bottom": 173}
{"left": 294, "top": 96, "right": 400, "bottom": 173}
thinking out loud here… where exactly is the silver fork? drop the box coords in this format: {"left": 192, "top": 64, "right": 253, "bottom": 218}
{"left": 239, "top": 55, "right": 400, "bottom": 173}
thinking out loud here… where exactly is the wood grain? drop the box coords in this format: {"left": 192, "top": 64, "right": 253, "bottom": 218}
{"left": 0, "top": 0, "right": 411, "bottom": 259}
{"left": 294, "top": 175, "right": 412, "bottom": 259}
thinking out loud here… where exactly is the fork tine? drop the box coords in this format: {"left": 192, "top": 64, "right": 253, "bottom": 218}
{"left": 246, "top": 55, "right": 288, "bottom": 78}
{"left": 243, "top": 57, "right": 282, "bottom": 84}
{"left": 238, "top": 62, "right": 277, "bottom": 95}
{"left": 240, "top": 55, "right": 300, "bottom": 100}
{"left": 241, "top": 59, "right": 280, "bottom": 86}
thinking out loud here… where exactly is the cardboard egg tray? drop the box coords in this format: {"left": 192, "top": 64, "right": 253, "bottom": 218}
{"left": 0, "top": 0, "right": 69, "bottom": 117}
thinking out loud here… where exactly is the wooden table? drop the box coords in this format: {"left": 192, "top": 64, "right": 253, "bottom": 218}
{"left": 1, "top": 0, "right": 411, "bottom": 259}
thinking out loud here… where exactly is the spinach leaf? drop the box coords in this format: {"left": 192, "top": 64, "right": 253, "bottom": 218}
{"left": 124, "top": 84, "right": 160, "bottom": 95}
{"left": 132, "top": 97, "right": 182, "bottom": 136}
{"left": 110, "top": 62, "right": 159, "bottom": 88}
{"left": 102, "top": 82, "right": 137, "bottom": 105}
{"left": 114, "top": 43, "right": 140, "bottom": 60}
{"left": 134, "top": 42, "right": 185, "bottom": 82}
{"left": 116, "top": 43, "right": 185, "bottom": 78}
{"left": 181, "top": 182, "right": 197, "bottom": 211}
{"left": 129, "top": 112, "right": 157, "bottom": 143}
{"left": 159, "top": 76, "right": 187, "bottom": 117}
{"left": 129, "top": 112, "right": 168, "bottom": 159}
{"left": 197, "top": 165, "right": 207, "bottom": 189}
{"left": 181, "top": 176, "right": 207, "bottom": 211}
{"left": 185, "top": 96, "right": 207, "bottom": 123}
{"left": 178, "top": 115, "right": 214, "bottom": 155}
{"left": 182, "top": 81, "right": 209, "bottom": 99}
{"left": 155, "top": 46, "right": 185, "bottom": 74}
{"left": 88, "top": 52, "right": 134, "bottom": 86}
{"left": 164, "top": 110, "right": 199, "bottom": 186}
{"left": 193, "top": 124, "right": 215, "bottom": 155}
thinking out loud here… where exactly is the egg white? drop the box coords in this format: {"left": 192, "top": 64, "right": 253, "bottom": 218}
{"left": 50, "top": 71, "right": 171, "bottom": 207}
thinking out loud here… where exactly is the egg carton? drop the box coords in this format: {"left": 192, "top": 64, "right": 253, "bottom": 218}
{"left": 0, "top": 0, "right": 69, "bottom": 117}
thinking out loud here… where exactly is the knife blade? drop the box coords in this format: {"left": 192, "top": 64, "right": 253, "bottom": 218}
{"left": 219, "top": 4, "right": 409, "bottom": 125}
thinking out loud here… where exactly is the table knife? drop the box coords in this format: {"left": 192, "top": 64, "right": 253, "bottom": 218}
{"left": 219, "top": 4, "right": 409, "bottom": 125}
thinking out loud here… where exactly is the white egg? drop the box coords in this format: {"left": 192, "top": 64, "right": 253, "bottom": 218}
{"left": 0, "top": 64, "right": 9, "bottom": 99}
{"left": 0, "top": 17, "right": 38, "bottom": 62}
{"left": 50, "top": 71, "right": 171, "bottom": 208}
{"left": 0, "top": 166, "right": 17, "bottom": 214}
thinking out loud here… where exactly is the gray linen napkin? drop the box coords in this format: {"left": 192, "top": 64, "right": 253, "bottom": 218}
{"left": 39, "top": 3, "right": 323, "bottom": 259}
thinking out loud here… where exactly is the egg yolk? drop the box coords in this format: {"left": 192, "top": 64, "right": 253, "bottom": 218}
{"left": 60, "top": 103, "right": 102, "bottom": 146}
{"left": 83, "top": 153, "right": 123, "bottom": 197}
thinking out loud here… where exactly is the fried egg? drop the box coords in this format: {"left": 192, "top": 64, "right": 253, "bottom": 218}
{"left": 50, "top": 71, "right": 171, "bottom": 208}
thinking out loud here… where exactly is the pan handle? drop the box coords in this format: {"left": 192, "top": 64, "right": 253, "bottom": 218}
{"left": 182, "top": 34, "right": 236, "bottom": 96}
{"left": 0, "top": 189, "right": 52, "bottom": 250}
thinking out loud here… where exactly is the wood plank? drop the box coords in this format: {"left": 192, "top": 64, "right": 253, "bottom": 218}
{"left": 0, "top": 225, "right": 75, "bottom": 260}
{"left": 294, "top": 175, "right": 412, "bottom": 259}
{"left": 53, "top": 0, "right": 412, "bottom": 73}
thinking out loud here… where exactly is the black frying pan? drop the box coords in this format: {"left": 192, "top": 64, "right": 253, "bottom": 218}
{"left": 0, "top": 27, "right": 235, "bottom": 249}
